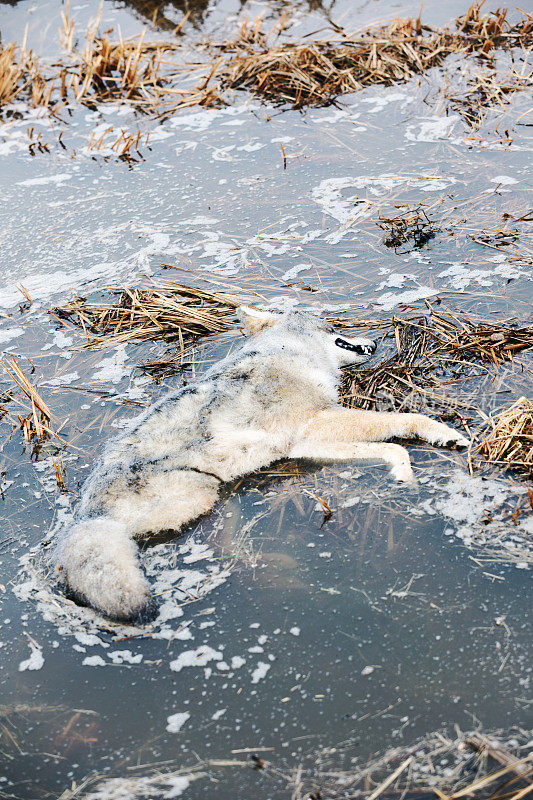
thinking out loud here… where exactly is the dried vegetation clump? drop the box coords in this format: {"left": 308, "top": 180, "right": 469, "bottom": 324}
{"left": 1, "top": 357, "right": 53, "bottom": 445}
{"left": 0, "top": 3, "right": 221, "bottom": 116}
{"left": 339, "top": 302, "right": 533, "bottom": 415}
{"left": 0, "top": 40, "right": 54, "bottom": 109}
{"left": 0, "top": 358, "right": 68, "bottom": 487}
{"left": 377, "top": 205, "right": 438, "bottom": 252}
{"left": 51, "top": 281, "right": 243, "bottom": 353}
{"left": 75, "top": 29, "right": 165, "bottom": 103}
{"left": 251, "top": 728, "right": 533, "bottom": 800}
{"left": 69, "top": 6, "right": 220, "bottom": 113}
{"left": 450, "top": 63, "right": 533, "bottom": 127}
{"left": 476, "top": 397, "right": 533, "bottom": 477}
{"left": 0, "top": 2, "right": 531, "bottom": 117}
{"left": 53, "top": 728, "right": 533, "bottom": 800}
{"left": 215, "top": 4, "right": 533, "bottom": 109}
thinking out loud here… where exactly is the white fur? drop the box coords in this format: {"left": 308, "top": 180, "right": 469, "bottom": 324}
{"left": 53, "top": 308, "right": 468, "bottom": 622}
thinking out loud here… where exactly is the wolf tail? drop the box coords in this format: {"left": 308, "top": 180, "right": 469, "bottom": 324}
{"left": 53, "top": 517, "right": 157, "bottom": 624}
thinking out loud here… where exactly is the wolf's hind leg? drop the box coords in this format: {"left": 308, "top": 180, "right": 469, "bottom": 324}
{"left": 109, "top": 470, "right": 221, "bottom": 537}
{"left": 289, "top": 441, "right": 415, "bottom": 483}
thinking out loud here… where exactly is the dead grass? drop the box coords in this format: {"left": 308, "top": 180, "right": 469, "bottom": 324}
{"left": 476, "top": 397, "right": 533, "bottom": 477}
{"left": 75, "top": 26, "right": 166, "bottom": 104}
{"left": 54, "top": 727, "right": 532, "bottom": 800}
{"left": 377, "top": 204, "right": 438, "bottom": 252}
{"left": 472, "top": 209, "right": 533, "bottom": 264}
{"left": 59, "top": 0, "right": 76, "bottom": 53}
{"left": 0, "top": 40, "right": 49, "bottom": 108}
{"left": 339, "top": 302, "right": 533, "bottom": 416}
{"left": 1, "top": 703, "right": 98, "bottom": 761}
{"left": 215, "top": 4, "right": 533, "bottom": 109}
{"left": 0, "top": 4, "right": 222, "bottom": 116}
{"left": 1, "top": 357, "right": 52, "bottom": 444}
{"left": 51, "top": 280, "right": 244, "bottom": 351}
{"left": 70, "top": 16, "right": 222, "bottom": 114}
{"left": 87, "top": 126, "right": 150, "bottom": 161}
{"left": 0, "top": 358, "right": 69, "bottom": 488}
{"left": 1, "top": 3, "right": 531, "bottom": 118}
{"left": 450, "top": 62, "right": 533, "bottom": 128}
{"left": 271, "top": 728, "right": 533, "bottom": 800}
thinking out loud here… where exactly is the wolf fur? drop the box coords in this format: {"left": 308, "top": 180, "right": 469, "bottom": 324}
{"left": 53, "top": 307, "right": 468, "bottom": 623}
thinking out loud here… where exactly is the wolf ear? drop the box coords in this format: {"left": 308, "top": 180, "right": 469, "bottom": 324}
{"left": 237, "top": 306, "right": 279, "bottom": 335}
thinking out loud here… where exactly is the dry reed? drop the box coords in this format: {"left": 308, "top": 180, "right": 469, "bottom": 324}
{"left": 0, "top": 5, "right": 222, "bottom": 115}
{"left": 477, "top": 397, "right": 533, "bottom": 477}
{"left": 450, "top": 63, "right": 533, "bottom": 127}
{"left": 339, "top": 302, "right": 533, "bottom": 414}
{"left": 51, "top": 281, "right": 243, "bottom": 349}
{"left": 263, "top": 728, "right": 533, "bottom": 800}
{"left": 1, "top": 357, "right": 52, "bottom": 444}
{"left": 87, "top": 126, "right": 150, "bottom": 160}
{"left": 75, "top": 29, "right": 165, "bottom": 103}
{"left": 377, "top": 205, "right": 438, "bottom": 252}
{"left": 0, "top": 40, "right": 43, "bottom": 107}
{"left": 55, "top": 728, "right": 532, "bottom": 800}
{"left": 472, "top": 209, "right": 533, "bottom": 263}
{"left": 60, "top": 2, "right": 223, "bottom": 114}
{"left": 1, "top": 3, "right": 531, "bottom": 117}
{"left": 59, "top": 0, "right": 76, "bottom": 52}
{"left": 215, "top": 4, "right": 533, "bottom": 108}
{"left": 0, "top": 359, "right": 71, "bottom": 487}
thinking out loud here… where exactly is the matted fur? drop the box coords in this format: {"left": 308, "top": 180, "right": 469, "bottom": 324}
{"left": 53, "top": 308, "right": 468, "bottom": 622}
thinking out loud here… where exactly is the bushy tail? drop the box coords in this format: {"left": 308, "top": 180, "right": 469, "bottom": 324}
{"left": 53, "top": 517, "right": 157, "bottom": 624}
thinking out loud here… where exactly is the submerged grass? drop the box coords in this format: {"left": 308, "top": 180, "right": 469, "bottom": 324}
{"left": 377, "top": 205, "right": 439, "bottom": 253}
{"left": 471, "top": 209, "right": 533, "bottom": 264}
{"left": 450, "top": 62, "right": 533, "bottom": 128}
{"left": 54, "top": 728, "right": 532, "bottom": 800}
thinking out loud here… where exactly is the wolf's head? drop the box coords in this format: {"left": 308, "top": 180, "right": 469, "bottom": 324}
{"left": 238, "top": 306, "right": 377, "bottom": 367}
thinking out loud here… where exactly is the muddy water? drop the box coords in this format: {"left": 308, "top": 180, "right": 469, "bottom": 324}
{"left": 0, "top": 0, "right": 531, "bottom": 797}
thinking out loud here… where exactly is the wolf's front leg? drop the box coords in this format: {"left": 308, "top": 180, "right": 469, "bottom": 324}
{"left": 289, "top": 440, "right": 415, "bottom": 483}
{"left": 305, "top": 407, "right": 469, "bottom": 447}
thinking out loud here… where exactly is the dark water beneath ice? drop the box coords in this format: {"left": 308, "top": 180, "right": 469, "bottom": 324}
{"left": 0, "top": 0, "right": 531, "bottom": 797}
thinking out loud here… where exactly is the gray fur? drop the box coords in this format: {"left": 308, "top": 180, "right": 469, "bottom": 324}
{"left": 53, "top": 308, "right": 467, "bottom": 622}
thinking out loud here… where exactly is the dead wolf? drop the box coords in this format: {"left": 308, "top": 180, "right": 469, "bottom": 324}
{"left": 53, "top": 307, "right": 468, "bottom": 623}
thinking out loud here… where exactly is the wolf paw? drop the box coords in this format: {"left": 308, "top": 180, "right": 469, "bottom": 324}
{"left": 391, "top": 461, "right": 416, "bottom": 484}
{"left": 430, "top": 425, "right": 469, "bottom": 449}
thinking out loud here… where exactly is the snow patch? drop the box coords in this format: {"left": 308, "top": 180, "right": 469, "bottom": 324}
{"left": 251, "top": 661, "right": 271, "bottom": 683}
{"left": 169, "top": 645, "right": 222, "bottom": 672}
{"left": 18, "top": 639, "right": 44, "bottom": 671}
{"left": 166, "top": 711, "right": 190, "bottom": 733}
